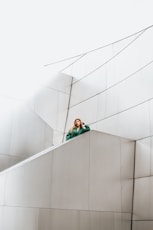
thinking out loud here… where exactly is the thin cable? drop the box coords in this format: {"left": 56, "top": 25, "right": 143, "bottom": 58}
{"left": 89, "top": 97, "right": 153, "bottom": 127}
{"left": 70, "top": 59, "right": 153, "bottom": 109}
{"left": 59, "top": 53, "right": 87, "bottom": 73}
{"left": 137, "top": 134, "right": 153, "bottom": 141}
{"left": 44, "top": 24, "right": 153, "bottom": 67}
{"left": 44, "top": 54, "right": 83, "bottom": 67}
{"left": 72, "top": 29, "right": 145, "bottom": 85}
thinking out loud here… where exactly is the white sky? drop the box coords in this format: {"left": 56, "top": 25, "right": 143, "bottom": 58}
{"left": 0, "top": 0, "right": 153, "bottom": 100}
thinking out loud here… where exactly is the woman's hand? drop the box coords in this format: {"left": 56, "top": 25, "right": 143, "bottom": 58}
{"left": 81, "top": 122, "right": 85, "bottom": 128}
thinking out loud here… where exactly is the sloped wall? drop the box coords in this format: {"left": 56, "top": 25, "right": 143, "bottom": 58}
{"left": 0, "top": 104, "right": 53, "bottom": 171}
{"left": 0, "top": 131, "right": 135, "bottom": 230}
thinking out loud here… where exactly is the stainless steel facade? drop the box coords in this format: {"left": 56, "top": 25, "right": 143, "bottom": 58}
{"left": 0, "top": 131, "right": 135, "bottom": 229}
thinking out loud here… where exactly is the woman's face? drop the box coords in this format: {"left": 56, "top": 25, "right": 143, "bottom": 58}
{"left": 75, "top": 119, "right": 81, "bottom": 127}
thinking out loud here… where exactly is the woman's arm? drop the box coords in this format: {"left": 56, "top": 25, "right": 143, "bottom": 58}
{"left": 66, "top": 125, "right": 76, "bottom": 140}
{"left": 82, "top": 124, "right": 90, "bottom": 132}
{"left": 66, "top": 131, "right": 72, "bottom": 140}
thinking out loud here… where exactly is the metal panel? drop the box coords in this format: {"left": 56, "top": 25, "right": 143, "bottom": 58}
{"left": 0, "top": 206, "right": 38, "bottom": 230}
{"left": 133, "top": 221, "right": 153, "bottom": 230}
{"left": 70, "top": 70, "right": 107, "bottom": 106}
{"left": 5, "top": 153, "right": 52, "bottom": 207}
{"left": 89, "top": 131, "right": 134, "bottom": 212}
{"left": 120, "top": 140, "right": 135, "bottom": 179}
{"left": 97, "top": 102, "right": 150, "bottom": 140}
{"left": 135, "top": 138, "right": 151, "bottom": 178}
{"left": 39, "top": 209, "right": 79, "bottom": 230}
{"left": 51, "top": 133, "right": 90, "bottom": 210}
{"left": 38, "top": 209, "right": 131, "bottom": 230}
{"left": 133, "top": 177, "right": 153, "bottom": 220}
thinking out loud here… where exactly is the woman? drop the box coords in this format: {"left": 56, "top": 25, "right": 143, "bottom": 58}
{"left": 66, "top": 118, "right": 90, "bottom": 141}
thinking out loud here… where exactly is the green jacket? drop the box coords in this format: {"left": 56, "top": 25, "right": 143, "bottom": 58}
{"left": 66, "top": 125, "right": 90, "bottom": 141}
